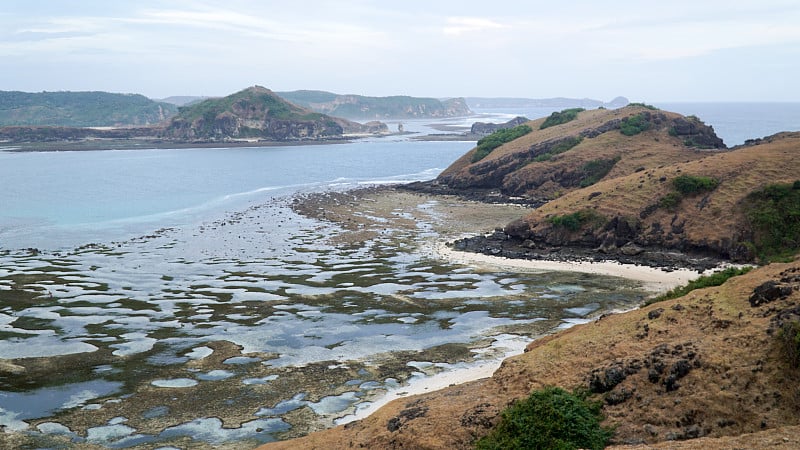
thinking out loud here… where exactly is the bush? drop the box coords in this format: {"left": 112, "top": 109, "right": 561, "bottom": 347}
{"left": 778, "top": 320, "right": 800, "bottom": 369}
{"left": 645, "top": 266, "right": 753, "bottom": 305}
{"left": 580, "top": 156, "right": 620, "bottom": 187}
{"left": 540, "top": 108, "right": 585, "bottom": 129}
{"left": 619, "top": 113, "right": 651, "bottom": 136}
{"left": 549, "top": 210, "right": 604, "bottom": 232}
{"left": 476, "top": 387, "right": 613, "bottom": 450}
{"left": 471, "top": 124, "right": 533, "bottom": 162}
{"left": 532, "top": 136, "right": 583, "bottom": 163}
{"left": 744, "top": 181, "right": 800, "bottom": 261}
{"left": 673, "top": 174, "right": 719, "bottom": 195}
{"left": 629, "top": 102, "right": 659, "bottom": 110}
{"left": 659, "top": 191, "right": 683, "bottom": 209}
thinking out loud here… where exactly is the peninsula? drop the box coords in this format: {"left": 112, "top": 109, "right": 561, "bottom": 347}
{"left": 260, "top": 106, "right": 800, "bottom": 449}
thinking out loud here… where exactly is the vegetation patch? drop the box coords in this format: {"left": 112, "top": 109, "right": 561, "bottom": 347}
{"left": 659, "top": 175, "right": 720, "bottom": 210}
{"left": 540, "top": 108, "right": 585, "bottom": 130}
{"left": 673, "top": 174, "right": 719, "bottom": 195}
{"left": 471, "top": 124, "right": 533, "bottom": 162}
{"left": 533, "top": 136, "right": 583, "bottom": 162}
{"left": 744, "top": 181, "right": 800, "bottom": 261}
{"left": 628, "top": 102, "right": 659, "bottom": 110}
{"left": 619, "top": 113, "right": 651, "bottom": 136}
{"left": 580, "top": 156, "right": 620, "bottom": 187}
{"left": 475, "top": 386, "right": 613, "bottom": 450}
{"left": 548, "top": 209, "right": 605, "bottom": 232}
{"left": 645, "top": 266, "right": 753, "bottom": 305}
{"left": 778, "top": 320, "right": 800, "bottom": 369}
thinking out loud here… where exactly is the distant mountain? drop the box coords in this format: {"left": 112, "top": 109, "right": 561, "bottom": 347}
{"left": 163, "top": 86, "right": 386, "bottom": 141}
{"left": 465, "top": 96, "right": 629, "bottom": 109}
{"left": 0, "top": 91, "right": 178, "bottom": 127}
{"left": 276, "top": 90, "right": 472, "bottom": 120}
{"left": 158, "top": 96, "right": 209, "bottom": 107}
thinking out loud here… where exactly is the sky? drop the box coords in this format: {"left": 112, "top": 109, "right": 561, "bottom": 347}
{"left": 1, "top": 0, "right": 799, "bottom": 102}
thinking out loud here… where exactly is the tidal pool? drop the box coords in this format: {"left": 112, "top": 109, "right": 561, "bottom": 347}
{"left": 0, "top": 192, "right": 648, "bottom": 448}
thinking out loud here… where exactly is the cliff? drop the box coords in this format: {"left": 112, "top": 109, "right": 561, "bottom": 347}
{"left": 276, "top": 90, "right": 472, "bottom": 120}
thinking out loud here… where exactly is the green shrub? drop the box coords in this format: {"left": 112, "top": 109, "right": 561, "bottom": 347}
{"left": 476, "top": 387, "right": 613, "bottom": 450}
{"left": 549, "top": 210, "right": 604, "bottom": 232}
{"left": 673, "top": 174, "right": 719, "bottom": 195}
{"left": 580, "top": 156, "right": 620, "bottom": 187}
{"left": 619, "top": 113, "right": 651, "bottom": 136}
{"left": 532, "top": 136, "right": 583, "bottom": 163}
{"left": 744, "top": 181, "right": 800, "bottom": 261}
{"left": 471, "top": 124, "right": 533, "bottom": 162}
{"left": 659, "top": 191, "right": 683, "bottom": 209}
{"left": 540, "top": 108, "right": 585, "bottom": 129}
{"left": 629, "top": 102, "right": 659, "bottom": 110}
{"left": 645, "top": 266, "right": 753, "bottom": 305}
{"left": 778, "top": 320, "right": 800, "bottom": 369}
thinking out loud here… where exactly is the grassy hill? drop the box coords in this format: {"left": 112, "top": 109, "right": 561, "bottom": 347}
{"left": 277, "top": 90, "right": 472, "bottom": 120}
{"left": 433, "top": 105, "right": 800, "bottom": 264}
{"left": 503, "top": 132, "right": 800, "bottom": 263}
{"left": 0, "top": 91, "right": 177, "bottom": 127}
{"left": 438, "top": 105, "right": 725, "bottom": 200}
{"left": 163, "top": 86, "right": 386, "bottom": 141}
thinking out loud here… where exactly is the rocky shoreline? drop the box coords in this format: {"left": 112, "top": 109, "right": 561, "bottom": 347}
{"left": 398, "top": 181, "right": 727, "bottom": 273}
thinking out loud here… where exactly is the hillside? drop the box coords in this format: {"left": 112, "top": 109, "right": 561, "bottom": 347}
{"left": 437, "top": 105, "right": 725, "bottom": 201}
{"left": 276, "top": 90, "right": 472, "bottom": 120}
{"left": 491, "top": 132, "right": 800, "bottom": 265}
{"left": 260, "top": 258, "right": 800, "bottom": 449}
{"left": 0, "top": 91, "right": 177, "bottom": 127}
{"left": 162, "top": 86, "right": 387, "bottom": 141}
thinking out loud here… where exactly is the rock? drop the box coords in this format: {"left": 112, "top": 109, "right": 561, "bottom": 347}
{"left": 0, "top": 359, "right": 26, "bottom": 375}
{"left": 606, "top": 387, "right": 634, "bottom": 405}
{"left": 648, "top": 308, "right": 664, "bottom": 320}
{"left": 749, "top": 281, "right": 794, "bottom": 307}
{"left": 621, "top": 242, "right": 644, "bottom": 256}
{"left": 470, "top": 116, "right": 529, "bottom": 136}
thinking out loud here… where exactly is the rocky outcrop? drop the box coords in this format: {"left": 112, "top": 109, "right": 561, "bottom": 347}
{"left": 470, "top": 116, "right": 529, "bottom": 136}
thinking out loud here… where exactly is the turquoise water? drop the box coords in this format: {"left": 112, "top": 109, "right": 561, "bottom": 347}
{"left": 0, "top": 140, "right": 472, "bottom": 250}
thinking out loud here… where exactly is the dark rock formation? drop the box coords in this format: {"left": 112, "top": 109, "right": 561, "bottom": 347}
{"left": 470, "top": 116, "right": 529, "bottom": 136}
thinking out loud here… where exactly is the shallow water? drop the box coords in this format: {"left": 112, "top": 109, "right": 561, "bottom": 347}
{"left": 0, "top": 185, "right": 649, "bottom": 447}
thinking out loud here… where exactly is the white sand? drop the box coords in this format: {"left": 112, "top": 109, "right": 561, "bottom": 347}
{"left": 336, "top": 335, "right": 530, "bottom": 425}
{"left": 436, "top": 244, "right": 705, "bottom": 294}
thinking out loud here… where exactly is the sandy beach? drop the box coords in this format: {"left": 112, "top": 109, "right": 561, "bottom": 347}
{"left": 436, "top": 244, "right": 705, "bottom": 294}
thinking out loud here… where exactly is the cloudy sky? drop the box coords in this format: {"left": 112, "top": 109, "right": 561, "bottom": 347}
{"left": 1, "top": 0, "right": 798, "bottom": 101}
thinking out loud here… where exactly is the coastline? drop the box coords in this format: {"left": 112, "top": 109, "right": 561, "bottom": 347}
{"left": 436, "top": 243, "right": 705, "bottom": 294}
{"left": 293, "top": 185, "right": 718, "bottom": 427}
